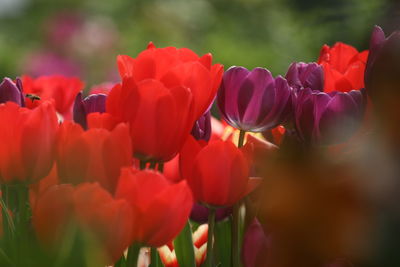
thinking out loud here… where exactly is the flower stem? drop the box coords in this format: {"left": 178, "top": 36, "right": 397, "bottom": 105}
{"left": 205, "top": 207, "right": 216, "bottom": 267}
{"left": 150, "top": 247, "right": 161, "bottom": 267}
{"left": 126, "top": 243, "right": 141, "bottom": 267}
{"left": 232, "top": 129, "right": 246, "bottom": 267}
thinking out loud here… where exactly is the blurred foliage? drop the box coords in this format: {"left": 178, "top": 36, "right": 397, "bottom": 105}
{"left": 0, "top": 0, "right": 389, "bottom": 86}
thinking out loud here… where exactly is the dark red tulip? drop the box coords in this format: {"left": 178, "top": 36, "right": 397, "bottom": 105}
{"left": 0, "top": 77, "right": 25, "bottom": 106}
{"left": 73, "top": 92, "right": 107, "bottom": 129}
{"left": 294, "top": 88, "right": 366, "bottom": 145}
{"left": 115, "top": 168, "right": 193, "bottom": 247}
{"left": 217, "top": 66, "right": 292, "bottom": 132}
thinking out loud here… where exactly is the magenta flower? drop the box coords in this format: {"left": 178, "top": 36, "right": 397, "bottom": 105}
{"left": 191, "top": 110, "right": 212, "bottom": 141}
{"left": 294, "top": 88, "right": 366, "bottom": 145}
{"left": 285, "top": 62, "right": 324, "bottom": 91}
{"left": 73, "top": 92, "right": 107, "bottom": 129}
{"left": 0, "top": 77, "right": 24, "bottom": 106}
{"left": 217, "top": 66, "right": 292, "bottom": 132}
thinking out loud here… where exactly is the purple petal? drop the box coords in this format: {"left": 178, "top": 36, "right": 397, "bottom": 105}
{"left": 217, "top": 66, "right": 250, "bottom": 128}
{"left": 190, "top": 202, "right": 232, "bottom": 223}
{"left": 0, "top": 78, "right": 24, "bottom": 106}
{"left": 239, "top": 68, "right": 274, "bottom": 130}
{"left": 73, "top": 92, "right": 87, "bottom": 129}
{"left": 191, "top": 110, "right": 212, "bottom": 141}
{"left": 242, "top": 219, "right": 269, "bottom": 267}
{"left": 83, "top": 94, "right": 107, "bottom": 113}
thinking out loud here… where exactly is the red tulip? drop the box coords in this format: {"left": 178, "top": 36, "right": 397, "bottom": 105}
{"left": 107, "top": 77, "right": 195, "bottom": 162}
{"left": 56, "top": 120, "right": 132, "bottom": 193}
{"left": 106, "top": 43, "right": 223, "bottom": 162}
{"left": 318, "top": 42, "right": 368, "bottom": 93}
{"left": 0, "top": 101, "right": 58, "bottom": 183}
{"left": 22, "top": 75, "right": 84, "bottom": 119}
{"left": 115, "top": 168, "right": 193, "bottom": 247}
{"left": 32, "top": 183, "right": 133, "bottom": 264}
{"left": 180, "top": 136, "right": 259, "bottom": 207}
{"left": 117, "top": 43, "right": 223, "bottom": 119}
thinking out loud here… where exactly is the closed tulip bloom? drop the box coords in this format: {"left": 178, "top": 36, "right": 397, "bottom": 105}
{"left": 22, "top": 75, "right": 84, "bottom": 119}
{"left": 180, "top": 136, "right": 259, "bottom": 207}
{"left": 73, "top": 92, "right": 107, "bottom": 129}
{"left": 217, "top": 66, "right": 292, "bottom": 132}
{"left": 285, "top": 62, "right": 324, "bottom": 91}
{"left": 0, "top": 77, "right": 25, "bottom": 106}
{"left": 107, "top": 77, "right": 195, "bottom": 162}
{"left": 56, "top": 121, "right": 132, "bottom": 193}
{"left": 191, "top": 110, "right": 212, "bottom": 141}
{"left": 116, "top": 42, "right": 223, "bottom": 119}
{"left": 318, "top": 43, "right": 368, "bottom": 93}
{"left": 32, "top": 183, "right": 133, "bottom": 264}
{"left": 0, "top": 102, "right": 58, "bottom": 183}
{"left": 294, "top": 88, "right": 366, "bottom": 145}
{"left": 115, "top": 168, "right": 193, "bottom": 247}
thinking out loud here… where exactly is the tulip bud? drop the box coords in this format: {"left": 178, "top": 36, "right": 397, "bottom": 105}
{"left": 285, "top": 62, "right": 324, "bottom": 91}
{"left": 191, "top": 110, "right": 212, "bottom": 141}
{"left": 0, "top": 77, "right": 25, "bottom": 106}
{"left": 294, "top": 88, "right": 366, "bottom": 145}
{"left": 217, "top": 66, "right": 292, "bottom": 132}
{"left": 73, "top": 92, "right": 107, "bottom": 129}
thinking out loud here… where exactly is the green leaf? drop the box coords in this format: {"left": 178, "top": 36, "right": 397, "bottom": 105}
{"left": 174, "top": 221, "right": 196, "bottom": 267}
{"left": 214, "top": 219, "right": 232, "bottom": 267}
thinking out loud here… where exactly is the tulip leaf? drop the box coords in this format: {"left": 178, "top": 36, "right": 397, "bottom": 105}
{"left": 174, "top": 221, "right": 196, "bottom": 267}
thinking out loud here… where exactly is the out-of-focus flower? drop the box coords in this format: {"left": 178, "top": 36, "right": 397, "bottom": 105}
{"left": 116, "top": 42, "right": 223, "bottom": 119}
{"left": 263, "top": 125, "right": 286, "bottom": 146}
{"left": 242, "top": 219, "right": 269, "bottom": 267}
{"left": 294, "top": 88, "right": 366, "bottom": 145}
{"left": 22, "top": 52, "right": 82, "bottom": 78}
{"left": 190, "top": 203, "right": 232, "bottom": 224}
{"left": 89, "top": 82, "right": 115, "bottom": 95}
{"left": 56, "top": 121, "right": 132, "bottom": 193}
{"left": 158, "top": 224, "right": 208, "bottom": 267}
{"left": 318, "top": 42, "right": 368, "bottom": 93}
{"left": 115, "top": 168, "right": 193, "bottom": 247}
{"left": 0, "top": 77, "right": 25, "bottom": 106}
{"left": 73, "top": 92, "right": 107, "bottom": 129}
{"left": 364, "top": 26, "right": 400, "bottom": 150}
{"left": 22, "top": 75, "right": 84, "bottom": 119}
{"left": 217, "top": 66, "right": 292, "bottom": 132}
{"left": 285, "top": 62, "right": 324, "bottom": 91}
{"left": 107, "top": 44, "right": 223, "bottom": 162}
{"left": 191, "top": 110, "right": 211, "bottom": 141}
{"left": 32, "top": 183, "right": 133, "bottom": 265}
{"left": 0, "top": 102, "right": 58, "bottom": 183}
{"left": 180, "top": 136, "right": 259, "bottom": 207}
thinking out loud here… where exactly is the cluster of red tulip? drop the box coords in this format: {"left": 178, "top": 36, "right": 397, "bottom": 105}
{"left": 0, "top": 26, "right": 390, "bottom": 267}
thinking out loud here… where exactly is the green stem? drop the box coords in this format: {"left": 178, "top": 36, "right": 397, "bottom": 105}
{"left": 238, "top": 130, "right": 246, "bottom": 148}
{"left": 231, "top": 129, "right": 246, "bottom": 267}
{"left": 150, "top": 247, "right": 161, "bottom": 267}
{"left": 158, "top": 163, "right": 164, "bottom": 173}
{"left": 126, "top": 243, "right": 141, "bottom": 267}
{"left": 205, "top": 208, "right": 216, "bottom": 267}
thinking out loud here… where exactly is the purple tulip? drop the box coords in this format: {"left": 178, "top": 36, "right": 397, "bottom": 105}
{"left": 242, "top": 219, "right": 269, "bottom": 267}
{"left": 217, "top": 66, "right": 292, "bottom": 132}
{"left": 191, "top": 110, "right": 211, "bottom": 141}
{"left": 190, "top": 203, "right": 232, "bottom": 224}
{"left": 73, "top": 92, "right": 107, "bottom": 129}
{"left": 285, "top": 62, "right": 324, "bottom": 91}
{"left": 294, "top": 88, "right": 366, "bottom": 145}
{"left": 0, "top": 77, "right": 25, "bottom": 106}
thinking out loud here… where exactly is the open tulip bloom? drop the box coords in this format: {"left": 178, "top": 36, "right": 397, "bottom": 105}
{"left": 0, "top": 25, "right": 383, "bottom": 267}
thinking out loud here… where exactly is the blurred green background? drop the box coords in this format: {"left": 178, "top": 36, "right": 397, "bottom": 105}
{"left": 0, "top": 0, "right": 394, "bottom": 86}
